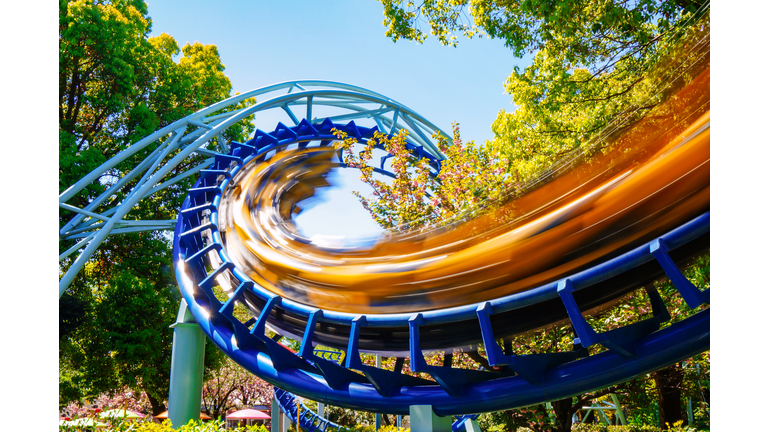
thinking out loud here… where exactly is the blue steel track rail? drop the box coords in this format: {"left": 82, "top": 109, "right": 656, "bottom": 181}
{"left": 272, "top": 353, "right": 478, "bottom": 431}
{"left": 273, "top": 386, "right": 479, "bottom": 431}
{"left": 274, "top": 387, "right": 347, "bottom": 432}
{"left": 172, "top": 118, "right": 710, "bottom": 416}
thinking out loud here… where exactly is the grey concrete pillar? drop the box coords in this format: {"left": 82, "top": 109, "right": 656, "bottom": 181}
{"left": 409, "top": 406, "right": 451, "bottom": 432}
{"left": 281, "top": 410, "right": 290, "bottom": 432}
{"left": 464, "top": 419, "right": 481, "bottom": 432}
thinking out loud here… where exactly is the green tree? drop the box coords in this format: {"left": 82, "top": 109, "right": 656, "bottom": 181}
{"left": 59, "top": 0, "right": 252, "bottom": 212}
{"left": 59, "top": 0, "right": 254, "bottom": 414}
{"left": 377, "top": 0, "right": 709, "bottom": 177}
{"left": 379, "top": 0, "right": 706, "bottom": 56}
{"left": 59, "top": 232, "right": 230, "bottom": 414}
{"left": 201, "top": 358, "right": 273, "bottom": 420}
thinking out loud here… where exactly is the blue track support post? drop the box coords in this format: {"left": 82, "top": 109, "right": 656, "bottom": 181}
{"left": 650, "top": 238, "right": 710, "bottom": 308}
{"left": 410, "top": 406, "right": 452, "bottom": 432}
{"left": 168, "top": 299, "right": 206, "bottom": 429}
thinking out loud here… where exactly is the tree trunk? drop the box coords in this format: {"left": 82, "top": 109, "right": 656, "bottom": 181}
{"left": 551, "top": 398, "right": 573, "bottom": 432}
{"left": 146, "top": 392, "right": 167, "bottom": 416}
{"left": 654, "top": 363, "right": 684, "bottom": 428}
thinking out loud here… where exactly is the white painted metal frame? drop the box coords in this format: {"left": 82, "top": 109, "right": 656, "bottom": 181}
{"left": 59, "top": 80, "right": 450, "bottom": 297}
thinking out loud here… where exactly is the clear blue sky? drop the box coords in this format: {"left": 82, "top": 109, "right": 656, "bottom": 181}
{"left": 145, "top": 0, "right": 533, "bottom": 238}
{"left": 145, "top": 0, "right": 531, "bottom": 145}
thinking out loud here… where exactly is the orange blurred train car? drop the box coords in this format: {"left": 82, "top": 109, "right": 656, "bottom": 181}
{"left": 217, "top": 65, "right": 710, "bottom": 315}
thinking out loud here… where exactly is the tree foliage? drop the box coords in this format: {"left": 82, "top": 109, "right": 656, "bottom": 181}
{"left": 378, "top": 0, "right": 709, "bottom": 180}
{"left": 201, "top": 358, "right": 273, "bottom": 420}
{"left": 59, "top": 0, "right": 253, "bottom": 414}
{"left": 59, "top": 232, "right": 229, "bottom": 414}
{"left": 379, "top": 0, "right": 706, "bottom": 53}
{"left": 334, "top": 124, "right": 510, "bottom": 229}
{"left": 59, "top": 0, "right": 254, "bottom": 213}
{"left": 59, "top": 0, "right": 235, "bottom": 157}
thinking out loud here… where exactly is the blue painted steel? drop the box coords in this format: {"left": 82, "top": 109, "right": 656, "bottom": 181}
{"left": 558, "top": 282, "right": 671, "bottom": 358}
{"left": 172, "top": 118, "right": 710, "bottom": 416}
{"left": 300, "top": 310, "right": 323, "bottom": 358}
{"left": 408, "top": 313, "right": 515, "bottom": 397}
{"left": 273, "top": 387, "right": 347, "bottom": 432}
{"left": 274, "top": 386, "right": 476, "bottom": 432}
{"left": 476, "top": 302, "right": 578, "bottom": 385}
{"left": 344, "top": 316, "right": 366, "bottom": 369}
{"left": 651, "top": 238, "right": 710, "bottom": 308}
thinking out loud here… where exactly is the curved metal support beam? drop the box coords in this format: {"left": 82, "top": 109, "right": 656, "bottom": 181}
{"left": 59, "top": 81, "right": 450, "bottom": 297}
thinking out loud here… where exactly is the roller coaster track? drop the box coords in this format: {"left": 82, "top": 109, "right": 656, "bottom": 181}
{"left": 273, "top": 387, "right": 344, "bottom": 432}
{"left": 271, "top": 353, "right": 479, "bottom": 431}
{"left": 171, "top": 116, "right": 709, "bottom": 415}
{"left": 273, "top": 386, "right": 479, "bottom": 431}
{"left": 60, "top": 12, "right": 710, "bottom": 419}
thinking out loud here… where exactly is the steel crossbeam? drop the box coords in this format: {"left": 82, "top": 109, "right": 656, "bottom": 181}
{"left": 59, "top": 81, "right": 451, "bottom": 297}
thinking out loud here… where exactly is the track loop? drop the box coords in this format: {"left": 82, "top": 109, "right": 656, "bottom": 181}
{"left": 173, "top": 111, "right": 710, "bottom": 414}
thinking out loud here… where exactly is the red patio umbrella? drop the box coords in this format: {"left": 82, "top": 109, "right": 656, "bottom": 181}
{"left": 226, "top": 409, "right": 271, "bottom": 420}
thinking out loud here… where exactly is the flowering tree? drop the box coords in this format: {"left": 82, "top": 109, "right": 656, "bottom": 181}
{"left": 61, "top": 386, "right": 153, "bottom": 419}
{"left": 201, "top": 358, "right": 274, "bottom": 420}
{"left": 333, "top": 123, "right": 511, "bottom": 231}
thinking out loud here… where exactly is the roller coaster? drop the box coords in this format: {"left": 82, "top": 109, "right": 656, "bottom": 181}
{"left": 59, "top": 14, "right": 709, "bottom": 429}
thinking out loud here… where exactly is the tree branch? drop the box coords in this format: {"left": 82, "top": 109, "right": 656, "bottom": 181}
{"left": 565, "top": 75, "right": 645, "bottom": 104}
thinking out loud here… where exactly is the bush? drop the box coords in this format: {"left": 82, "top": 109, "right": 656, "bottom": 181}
{"left": 571, "top": 425, "right": 657, "bottom": 432}
{"left": 570, "top": 422, "right": 701, "bottom": 432}
{"left": 59, "top": 418, "right": 270, "bottom": 432}
{"left": 346, "top": 424, "right": 408, "bottom": 432}
{"left": 378, "top": 426, "right": 409, "bottom": 432}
